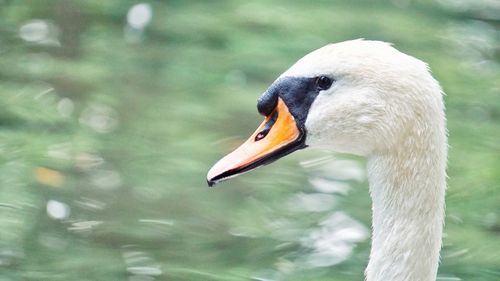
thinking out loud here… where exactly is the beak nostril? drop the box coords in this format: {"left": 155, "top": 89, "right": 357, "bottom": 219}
{"left": 254, "top": 110, "right": 278, "bottom": 142}
{"left": 255, "top": 129, "right": 269, "bottom": 141}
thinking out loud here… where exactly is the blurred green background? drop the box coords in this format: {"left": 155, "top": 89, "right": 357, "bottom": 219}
{"left": 0, "top": 0, "right": 499, "bottom": 280}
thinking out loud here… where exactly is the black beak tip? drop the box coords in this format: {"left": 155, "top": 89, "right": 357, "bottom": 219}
{"left": 207, "top": 179, "right": 216, "bottom": 187}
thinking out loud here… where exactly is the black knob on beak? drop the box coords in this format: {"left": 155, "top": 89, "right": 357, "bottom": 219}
{"left": 257, "top": 88, "right": 278, "bottom": 116}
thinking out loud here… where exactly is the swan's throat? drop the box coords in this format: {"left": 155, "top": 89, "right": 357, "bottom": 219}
{"left": 365, "top": 131, "right": 447, "bottom": 281}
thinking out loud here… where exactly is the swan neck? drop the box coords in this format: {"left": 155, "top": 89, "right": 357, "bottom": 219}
{"left": 365, "top": 132, "right": 447, "bottom": 281}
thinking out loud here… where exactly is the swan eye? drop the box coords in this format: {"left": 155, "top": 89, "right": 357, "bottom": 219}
{"left": 316, "top": 76, "right": 333, "bottom": 91}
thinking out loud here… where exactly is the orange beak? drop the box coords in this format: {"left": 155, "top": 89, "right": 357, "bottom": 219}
{"left": 207, "top": 98, "right": 305, "bottom": 186}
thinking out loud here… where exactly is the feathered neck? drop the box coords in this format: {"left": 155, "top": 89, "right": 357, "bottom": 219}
{"left": 365, "top": 111, "right": 447, "bottom": 281}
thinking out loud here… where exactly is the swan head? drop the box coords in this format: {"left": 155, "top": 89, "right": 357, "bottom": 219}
{"left": 207, "top": 39, "right": 442, "bottom": 186}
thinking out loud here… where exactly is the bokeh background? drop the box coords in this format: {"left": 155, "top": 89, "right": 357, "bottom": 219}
{"left": 0, "top": 0, "right": 499, "bottom": 280}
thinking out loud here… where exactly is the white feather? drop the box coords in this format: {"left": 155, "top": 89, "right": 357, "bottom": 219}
{"left": 284, "top": 40, "right": 447, "bottom": 281}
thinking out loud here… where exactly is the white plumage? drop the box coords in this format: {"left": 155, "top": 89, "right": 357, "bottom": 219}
{"left": 289, "top": 40, "right": 447, "bottom": 281}
{"left": 207, "top": 39, "right": 448, "bottom": 281}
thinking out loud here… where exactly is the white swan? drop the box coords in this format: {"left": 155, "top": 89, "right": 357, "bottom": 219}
{"left": 207, "top": 39, "right": 447, "bottom": 281}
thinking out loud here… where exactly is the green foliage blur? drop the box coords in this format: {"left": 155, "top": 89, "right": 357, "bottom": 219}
{"left": 0, "top": 0, "right": 499, "bottom": 280}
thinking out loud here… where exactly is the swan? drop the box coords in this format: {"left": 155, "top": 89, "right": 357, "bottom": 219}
{"left": 207, "top": 39, "right": 447, "bottom": 281}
